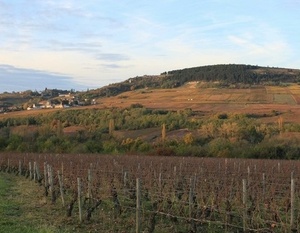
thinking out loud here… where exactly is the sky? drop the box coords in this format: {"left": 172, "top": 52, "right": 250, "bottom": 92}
{"left": 0, "top": 0, "right": 300, "bottom": 93}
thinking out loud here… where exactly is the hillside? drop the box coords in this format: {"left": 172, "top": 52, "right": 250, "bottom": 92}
{"left": 81, "top": 64, "right": 300, "bottom": 100}
{"left": 1, "top": 64, "right": 300, "bottom": 158}
{"left": 0, "top": 81, "right": 300, "bottom": 158}
{"left": 1, "top": 64, "right": 300, "bottom": 111}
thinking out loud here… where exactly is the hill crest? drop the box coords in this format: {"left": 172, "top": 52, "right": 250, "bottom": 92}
{"left": 83, "top": 64, "right": 300, "bottom": 99}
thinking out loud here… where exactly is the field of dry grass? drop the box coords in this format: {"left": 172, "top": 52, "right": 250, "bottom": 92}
{"left": 98, "top": 84, "right": 271, "bottom": 108}
{"left": 2, "top": 83, "right": 300, "bottom": 125}
{"left": 96, "top": 83, "right": 300, "bottom": 124}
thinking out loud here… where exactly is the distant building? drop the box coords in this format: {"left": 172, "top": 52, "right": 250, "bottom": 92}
{"left": 54, "top": 103, "right": 64, "bottom": 109}
{"left": 45, "top": 101, "right": 54, "bottom": 109}
{"left": 27, "top": 103, "right": 44, "bottom": 110}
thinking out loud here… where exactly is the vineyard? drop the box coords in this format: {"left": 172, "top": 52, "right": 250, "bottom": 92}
{"left": 100, "top": 84, "right": 300, "bottom": 109}
{"left": 0, "top": 153, "right": 299, "bottom": 232}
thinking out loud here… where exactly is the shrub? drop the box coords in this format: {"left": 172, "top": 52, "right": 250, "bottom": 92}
{"left": 155, "top": 147, "right": 175, "bottom": 156}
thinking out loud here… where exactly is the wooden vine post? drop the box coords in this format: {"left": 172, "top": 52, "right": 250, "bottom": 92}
{"left": 77, "top": 178, "right": 82, "bottom": 223}
{"left": 58, "top": 170, "right": 65, "bottom": 206}
{"left": 44, "top": 162, "right": 48, "bottom": 194}
{"left": 35, "top": 162, "right": 41, "bottom": 181}
{"left": 242, "top": 179, "right": 247, "bottom": 232}
{"left": 290, "top": 175, "right": 295, "bottom": 231}
{"left": 247, "top": 166, "right": 250, "bottom": 186}
{"left": 47, "top": 164, "right": 51, "bottom": 188}
{"left": 189, "top": 175, "right": 197, "bottom": 231}
{"left": 123, "top": 171, "right": 128, "bottom": 187}
{"left": 61, "top": 162, "right": 64, "bottom": 179}
{"left": 19, "top": 160, "right": 22, "bottom": 176}
{"left": 33, "top": 162, "right": 37, "bottom": 181}
{"left": 262, "top": 173, "right": 266, "bottom": 204}
{"left": 189, "top": 176, "right": 196, "bottom": 219}
{"left": 48, "top": 165, "right": 55, "bottom": 203}
{"left": 29, "top": 162, "right": 32, "bottom": 179}
{"left": 136, "top": 178, "right": 141, "bottom": 233}
{"left": 158, "top": 172, "right": 162, "bottom": 195}
{"left": 87, "top": 169, "right": 92, "bottom": 199}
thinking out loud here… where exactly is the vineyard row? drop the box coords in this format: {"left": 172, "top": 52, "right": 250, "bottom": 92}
{"left": 1, "top": 153, "right": 300, "bottom": 232}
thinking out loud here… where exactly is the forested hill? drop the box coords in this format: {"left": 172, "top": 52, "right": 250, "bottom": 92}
{"left": 165, "top": 64, "right": 300, "bottom": 86}
{"left": 84, "top": 64, "right": 300, "bottom": 98}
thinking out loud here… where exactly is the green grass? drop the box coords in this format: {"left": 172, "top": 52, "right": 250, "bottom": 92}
{"left": 0, "top": 173, "right": 61, "bottom": 233}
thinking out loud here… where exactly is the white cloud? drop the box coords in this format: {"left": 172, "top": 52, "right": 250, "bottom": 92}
{"left": 96, "top": 53, "right": 130, "bottom": 62}
{"left": 227, "top": 23, "right": 291, "bottom": 66}
{"left": 0, "top": 0, "right": 299, "bottom": 93}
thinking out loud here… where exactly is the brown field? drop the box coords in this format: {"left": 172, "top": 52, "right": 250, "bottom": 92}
{"left": 97, "top": 83, "right": 300, "bottom": 124}
{"left": 99, "top": 84, "right": 276, "bottom": 107}
{"left": 2, "top": 83, "right": 300, "bottom": 124}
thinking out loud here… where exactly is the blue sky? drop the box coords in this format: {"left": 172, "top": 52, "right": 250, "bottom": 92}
{"left": 0, "top": 0, "right": 299, "bottom": 93}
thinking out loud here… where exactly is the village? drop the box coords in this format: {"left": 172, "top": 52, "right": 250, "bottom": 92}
{"left": 26, "top": 93, "right": 96, "bottom": 110}
{"left": 0, "top": 88, "right": 97, "bottom": 113}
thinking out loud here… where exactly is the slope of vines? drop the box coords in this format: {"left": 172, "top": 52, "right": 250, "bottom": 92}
{"left": 0, "top": 153, "right": 299, "bottom": 232}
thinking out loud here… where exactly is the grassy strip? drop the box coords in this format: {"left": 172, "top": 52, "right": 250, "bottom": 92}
{"left": 0, "top": 173, "right": 66, "bottom": 233}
